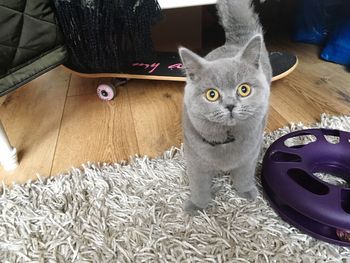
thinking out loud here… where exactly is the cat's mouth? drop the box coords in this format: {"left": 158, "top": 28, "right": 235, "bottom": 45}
{"left": 225, "top": 117, "right": 237, "bottom": 126}
{"left": 207, "top": 115, "right": 237, "bottom": 126}
{"left": 205, "top": 110, "right": 238, "bottom": 126}
{"left": 225, "top": 111, "right": 237, "bottom": 126}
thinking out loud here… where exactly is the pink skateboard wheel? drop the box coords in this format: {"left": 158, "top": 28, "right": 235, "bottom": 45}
{"left": 97, "top": 84, "right": 116, "bottom": 101}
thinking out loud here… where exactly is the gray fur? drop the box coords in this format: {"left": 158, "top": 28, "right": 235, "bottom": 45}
{"left": 179, "top": 0, "right": 272, "bottom": 215}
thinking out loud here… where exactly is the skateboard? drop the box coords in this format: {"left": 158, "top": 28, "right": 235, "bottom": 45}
{"left": 65, "top": 51, "right": 298, "bottom": 100}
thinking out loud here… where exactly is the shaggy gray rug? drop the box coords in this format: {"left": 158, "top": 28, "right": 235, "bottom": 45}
{"left": 1, "top": 114, "right": 350, "bottom": 262}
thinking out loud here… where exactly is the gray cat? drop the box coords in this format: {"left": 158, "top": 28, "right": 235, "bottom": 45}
{"left": 179, "top": 0, "right": 272, "bottom": 215}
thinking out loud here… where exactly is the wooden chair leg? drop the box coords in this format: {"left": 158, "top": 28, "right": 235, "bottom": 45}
{"left": 0, "top": 120, "right": 18, "bottom": 171}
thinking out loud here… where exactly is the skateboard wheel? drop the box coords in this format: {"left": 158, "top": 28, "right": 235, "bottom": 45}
{"left": 97, "top": 84, "right": 116, "bottom": 101}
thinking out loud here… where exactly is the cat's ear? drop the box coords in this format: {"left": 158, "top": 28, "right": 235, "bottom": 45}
{"left": 179, "top": 47, "right": 206, "bottom": 81}
{"left": 239, "top": 34, "right": 262, "bottom": 69}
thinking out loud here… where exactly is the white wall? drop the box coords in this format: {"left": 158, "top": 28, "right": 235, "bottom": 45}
{"left": 158, "top": 0, "right": 216, "bottom": 9}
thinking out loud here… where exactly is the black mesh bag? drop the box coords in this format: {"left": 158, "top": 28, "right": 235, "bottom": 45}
{"left": 53, "top": 0, "right": 162, "bottom": 73}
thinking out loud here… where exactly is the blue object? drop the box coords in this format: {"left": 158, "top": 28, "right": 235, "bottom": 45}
{"left": 293, "top": 0, "right": 343, "bottom": 45}
{"left": 321, "top": 2, "right": 350, "bottom": 66}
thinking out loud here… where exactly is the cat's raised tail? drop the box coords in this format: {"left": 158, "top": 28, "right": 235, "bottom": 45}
{"left": 216, "top": 0, "right": 263, "bottom": 46}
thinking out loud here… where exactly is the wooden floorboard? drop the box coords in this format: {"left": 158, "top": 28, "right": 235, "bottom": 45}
{"left": 0, "top": 67, "right": 70, "bottom": 184}
{"left": 1, "top": 39, "right": 350, "bottom": 184}
{"left": 67, "top": 74, "right": 101, "bottom": 97}
{"left": 127, "top": 80, "right": 184, "bottom": 157}
{"left": 51, "top": 83, "right": 139, "bottom": 175}
{"left": 267, "top": 39, "right": 350, "bottom": 130}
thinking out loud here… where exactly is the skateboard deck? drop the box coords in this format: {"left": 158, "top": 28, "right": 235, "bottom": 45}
{"left": 65, "top": 51, "right": 298, "bottom": 82}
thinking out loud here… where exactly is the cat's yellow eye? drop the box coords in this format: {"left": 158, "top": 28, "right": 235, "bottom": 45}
{"left": 205, "top": 88, "right": 220, "bottom": 102}
{"left": 237, "top": 84, "right": 252, "bottom": 97}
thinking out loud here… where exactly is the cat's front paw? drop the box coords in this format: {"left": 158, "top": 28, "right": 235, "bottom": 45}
{"left": 183, "top": 199, "right": 203, "bottom": 216}
{"left": 237, "top": 187, "right": 258, "bottom": 201}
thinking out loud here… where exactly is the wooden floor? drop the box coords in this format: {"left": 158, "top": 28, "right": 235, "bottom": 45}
{"left": 1, "top": 39, "right": 350, "bottom": 185}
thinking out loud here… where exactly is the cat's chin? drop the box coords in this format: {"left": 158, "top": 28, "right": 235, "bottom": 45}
{"left": 224, "top": 118, "right": 237, "bottom": 126}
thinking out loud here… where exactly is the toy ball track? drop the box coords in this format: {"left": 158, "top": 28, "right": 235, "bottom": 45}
{"left": 262, "top": 128, "right": 350, "bottom": 246}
